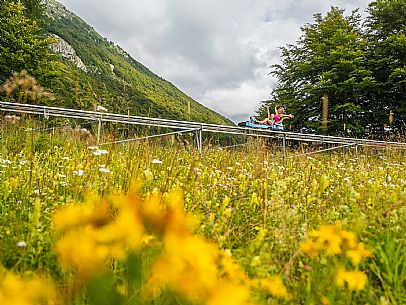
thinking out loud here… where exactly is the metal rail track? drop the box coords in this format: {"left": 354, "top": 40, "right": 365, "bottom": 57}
{"left": 1, "top": 101, "right": 405, "bottom": 149}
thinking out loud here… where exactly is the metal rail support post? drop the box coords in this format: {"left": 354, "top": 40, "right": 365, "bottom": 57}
{"left": 200, "top": 127, "right": 203, "bottom": 153}
{"left": 97, "top": 115, "right": 102, "bottom": 145}
{"left": 282, "top": 133, "right": 286, "bottom": 158}
{"left": 195, "top": 126, "right": 203, "bottom": 154}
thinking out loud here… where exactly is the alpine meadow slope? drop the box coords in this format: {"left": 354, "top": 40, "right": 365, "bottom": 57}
{"left": 43, "top": 0, "right": 233, "bottom": 125}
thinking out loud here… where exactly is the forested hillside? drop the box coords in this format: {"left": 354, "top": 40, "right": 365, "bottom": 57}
{"left": 0, "top": 0, "right": 233, "bottom": 125}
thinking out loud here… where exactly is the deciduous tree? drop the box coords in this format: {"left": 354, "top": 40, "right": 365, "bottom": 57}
{"left": 365, "top": 0, "right": 406, "bottom": 131}
{"left": 267, "top": 7, "right": 376, "bottom": 135}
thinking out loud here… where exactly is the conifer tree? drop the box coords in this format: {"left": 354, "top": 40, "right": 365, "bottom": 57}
{"left": 0, "top": 0, "right": 52, "bottom": 84}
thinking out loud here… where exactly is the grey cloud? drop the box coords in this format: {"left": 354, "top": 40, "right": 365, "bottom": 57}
{"left": 265, "top": 0, "right": 369, "bottom": 23}
{"left": 58, "top": 0, "right": 370, "bottom": 122}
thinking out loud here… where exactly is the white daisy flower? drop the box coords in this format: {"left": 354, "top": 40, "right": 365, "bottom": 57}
{"left": 73, "top": 169, "right": 84, "bottom": 176}
{"left": 17, "top": 241, "right": 27, "bottom": 247}
{"left": 93, "top": 149, "right": 109, "bottom": 156}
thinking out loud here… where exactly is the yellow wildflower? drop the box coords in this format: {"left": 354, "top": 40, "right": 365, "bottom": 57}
{"left": 54, "top": 194, "right": 144, "bottom": 278}
{"left": 258, "top": 275, "right": 289, "bottom": 298}
{"left": 250, "top": 256, "right": 261, "bottom": 267}
{"left": 141, "top": 193, "right": 166, "bottom": 233}
{"left": 54, "top": 188, "right": 259, "bottom": 305}
{"left": 110, "top": 206, "right": 144, "bottom": 250}
{"left": 346, "top": 243, "right": 371, "bottom": 266}
{"left": 56, "top": 228, "right": 106, "bottom": 277}
{"left": 219, "top": 253, "right": 250, "bottom": 284}
{"left": 142, "top": 234, "right": 155, "bottom": 245}
{"left": 165, "top": 190, "right": 197, "bottom": 234}
{"left": 147, "top": 233, "right": 219, "bottom": 301}
{"left": 336, "top": 267, "right": 367, "bottom": 291}
{"left": 143, "top": 190, "right": 255, "bottom": 304}
{"left": 207, "top": 282, "right": 250, "bottom": 305}
{"left": 340, "top": 230, "right": 358, "bottom": 250}
{"left": 300, "top": 239, "right": 321, "bottom": 257}
{"left": 53, "top": 195, "right": 111, "bottom": 231}
{"left": 0, "top": 271, "right": 56, "bottom": 305}
{"left": 310, "top": 225, "right": 342, "bottom": 256}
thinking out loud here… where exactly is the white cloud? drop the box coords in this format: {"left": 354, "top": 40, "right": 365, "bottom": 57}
{"left": 58, "top": 0, "right": 371, "bottom": 123}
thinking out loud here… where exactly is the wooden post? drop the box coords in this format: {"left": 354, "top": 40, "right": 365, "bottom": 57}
{"left": 389, "top": 111, "right": 394, "bottom": 128}
{"left": 322, "top": 94, "right": 329, "bottom": 129}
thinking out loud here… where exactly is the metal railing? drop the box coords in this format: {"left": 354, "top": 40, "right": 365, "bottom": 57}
{"left": 1, "top": 101, "right": 406, "bottom": 154}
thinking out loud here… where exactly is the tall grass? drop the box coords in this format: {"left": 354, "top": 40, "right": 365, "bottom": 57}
{"left": 1, "top": 119, "right": 406, "bottom": 304}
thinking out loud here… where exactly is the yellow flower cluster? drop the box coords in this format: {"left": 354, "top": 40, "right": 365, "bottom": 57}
{"left": 53, "top": 188, "right": 288, "bottom": 304}
{"left": 346, "top": 243, "right": 371, "bottom": 266}
{"left": 300, "top": 224, "right": 371, "bottom": 291}
{"left": 256, "top": 276, "right": 289, "bottom": 298}
{"left": 54, "top": 194, "right": 144, "bottom": 278}
{"left": 146, "top": 236, "right": 252, "bottom": 305}
{"left": 0, "top": 270, "right": 56, "bottom": 305}
{"left": 300, "top": 224, "right": 371, "bottom": 263}
{"left": 147, "top": 191, "right": 290, "bottom": 303}
{"left": 336, "top": 267, "right": 368, "bottom": 291}
{"left": 142, "top": 191, "right": 288, "bottom": 304}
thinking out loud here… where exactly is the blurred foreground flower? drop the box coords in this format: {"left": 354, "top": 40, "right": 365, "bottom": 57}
{"left": 54, "top": 194, "right": 144, "bottom": 278}
{"left": 257, "top": 276, "right": 289, "bottom": 298}
{"left": 141, "top": 191, "right": 255, "bottom": 304}
{"left": 53, "top": 184, "right": 289, "bottom": 304}
{"left": 346, "top": 243, "right": 371, "bottom": 266}
{"left": 336, "top": 267, "right": 367, "bottom": 291}
{"left": 0, "top": 271, "right": 56, "bottom": 305}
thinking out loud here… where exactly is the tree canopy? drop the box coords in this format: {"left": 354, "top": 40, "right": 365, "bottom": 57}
{"left": 0, "top": 0, "right": 53, "bottom": 84}
{"left": 365, "top": 0, "right": 406, "bottom": 128}
{"left": 263, "top": 1, "right": 406, "bottom": 136}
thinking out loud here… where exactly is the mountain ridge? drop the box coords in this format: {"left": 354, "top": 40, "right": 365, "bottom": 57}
{"left": 44, "top": 0, "right": 233, "bottom": 125}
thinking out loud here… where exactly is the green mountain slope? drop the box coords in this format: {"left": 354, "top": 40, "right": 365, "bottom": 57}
{"left": 44, "top": 0, "right": 233, "bottom": 125}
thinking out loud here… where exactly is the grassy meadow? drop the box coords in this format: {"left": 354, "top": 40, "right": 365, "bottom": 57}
{"left": 1, "top": 119, "right": 406, "bottom": 305}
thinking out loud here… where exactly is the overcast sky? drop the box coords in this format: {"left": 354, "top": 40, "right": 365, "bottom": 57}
{"left": 58, "top": 0, "right": 371, "bottom": 123}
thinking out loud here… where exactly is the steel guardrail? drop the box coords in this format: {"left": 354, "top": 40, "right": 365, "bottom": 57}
{"left": 1, "top": 101, "right": 406, "bottom": 148}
